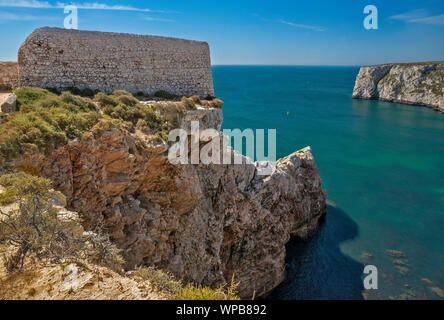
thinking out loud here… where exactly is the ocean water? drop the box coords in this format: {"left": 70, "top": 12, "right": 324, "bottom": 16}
{"left": 212, "top": 66, "right": 444, "bottom": 300}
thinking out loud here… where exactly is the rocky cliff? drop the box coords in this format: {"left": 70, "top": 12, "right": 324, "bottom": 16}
{"left": 352, "top": 62, "right": 444, "bottom": 112}
{"left": 4, "top": 90, "right": 326, "bottom": 299}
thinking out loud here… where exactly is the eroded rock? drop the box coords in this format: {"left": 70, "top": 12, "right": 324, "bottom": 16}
{"left": 16, "top": 107, "right": 326, "bottom": 298}
{"left": 0, "top": 93, "right": 16, "bottom": 113}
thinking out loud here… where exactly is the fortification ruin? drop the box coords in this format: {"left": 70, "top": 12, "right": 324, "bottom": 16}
{"left": 2, "top": 27, "right": 214, "bottom": 97}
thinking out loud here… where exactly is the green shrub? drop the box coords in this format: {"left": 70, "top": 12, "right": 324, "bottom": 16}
{"left": 0, "top": 172, "right": 78, "bottom": 271}
{"left": 200, "top": 99, "right": 210, "bottom": 108}
{"left": 38, "top": 96, "right": 62, "bottom": 109}
{"left": 175, "top": 286, "right": 240, "bottom": 300}
{"left": 112, "top": 90, "right": 133, "bottom": 97}
{"left": 65, "top": 86, "right": 82, "bottom": 96}
{"left": 0, "top": 172, "right": 52, "bottom": 205}
{"left": 181, "top": 96, "right": 196, "bottom": 110}
{"left": 0, "top": 172, "right": 125, "bottom": 273}
{"left": 134, "top": 266, "right": 183, "bottom": 295}
{"left": 154, "top": 90, "right": 177, "bottom": 100}
{"left": 1, "top": 87, "right": 191, "bottom": 162}
{"left": 81, "top": 88, "right": 95, "bottom": 97}
{"left": 175, "top": 274, "right": 240, "bottom": 300}
{"left": 116, "top": 94, "right": 139, "bottom": 107}
{"left": 189, "top": 95, "right": 201, "bottom": 104}
{"left": 90, "top": 118, "right": 122, "bottom": 137}
{"left": 209, "top": 98, "right": 223, "bottom": 109}
{"left": 153, "top": 102, "right": 185, "bottom": 128}
{"left": 60, "top": 91, "right": 97, "bottom": 112}
{"left": 14, "top": 87, "right": 56, "bottom": 107}
{"left": 135, "top": 118, "right": 147, "bottom": 130}
{"left": 0, "top": 87, "right": 101, "bottom": 161}
{"left": 94, "top": 92, "right": 117, "bottom": 108}
{"left": 45, "top": 87, "right": 60, "bottom": 94}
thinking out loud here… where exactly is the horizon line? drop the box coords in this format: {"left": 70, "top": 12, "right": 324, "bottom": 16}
{"left": 211, "top": 64, "right": 362, "bottom": 67}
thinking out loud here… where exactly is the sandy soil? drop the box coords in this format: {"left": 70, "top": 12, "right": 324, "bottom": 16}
{"left": 0, "top": 256, "right": 167, "bottom": 300}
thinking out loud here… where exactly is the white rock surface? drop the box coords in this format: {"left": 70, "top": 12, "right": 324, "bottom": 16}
{"left": 0, "top": 93, "right": 16, "bottom": 113}
{"left": 352, "top": 62, "right": 443, "bottom": 112}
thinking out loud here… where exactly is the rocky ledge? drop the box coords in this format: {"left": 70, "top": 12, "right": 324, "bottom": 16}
{"left": 352, "top": 62, "right": 444, "bottom": 112}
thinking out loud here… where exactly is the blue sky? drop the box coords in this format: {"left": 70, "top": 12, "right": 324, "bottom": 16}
{"left": 0, "top": 0, "right": 443, "bottom": 65}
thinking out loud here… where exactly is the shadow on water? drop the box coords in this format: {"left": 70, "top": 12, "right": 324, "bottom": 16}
{"left": 268, "top": 205, "right": 364, "bottom": 300}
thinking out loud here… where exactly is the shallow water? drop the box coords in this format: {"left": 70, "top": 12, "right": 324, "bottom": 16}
{"left": 213, "top": 66, "right": 444, "bottom": 300}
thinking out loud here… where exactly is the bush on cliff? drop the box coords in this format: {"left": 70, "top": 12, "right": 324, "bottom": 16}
{"left": 0, "top": 87, "right": 100, "bottom": 161}
{"left": 93, "top": 92, "right": 117, "bottom": 108}
{"left": 175, "top": 275, "right": 240, "bottom": 300}
{"left": 0, "top": 172, "right": 125, "bottom": 273}
{"left": 0, "top": 172, "right": 81, "bottom": 271}
{"left": 153, "top": 102, "right": 186, "bottom": 128}
{"left": 181, "top": 96, "right": 197, "bottom": 110}
{"left": 133, "top": 266, "right": 183, "bottom": 295}
{"left": 133, "top": 266, "right": 240, "bottom": 300}
{"left": 100, "top": 100, "right": 164, "bottom": 130}
{"left": 0, "top": 87, "right": 224, "bottom": 162}
{"left": 209, "top": 98, "right": 223, "bottom": 109}
{"left": 154, "top": 90, "right": 177, "bottom": 100}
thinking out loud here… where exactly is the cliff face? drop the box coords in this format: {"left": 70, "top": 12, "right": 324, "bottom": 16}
{"left": 352, "top": 62, "right": 444, "bottom": 112}
{"left": 15, "top": 106, "right": 326, "bottom": 298}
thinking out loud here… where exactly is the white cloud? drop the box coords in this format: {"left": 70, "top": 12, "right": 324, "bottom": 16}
{"left": 0, "top": 0, "right": 153, "bottom": 12}
{"left": 0, "top": 10, "right": 57, "bottom": 21}
{"left": 279, "top": 19, "right": 325, "bottom": 32}
{"left": 142, "top": 16, "right": 174, "bottom": 23}
{"left": 410, "top": 14, "right": 444, "bottom": 25}
{"left": 389, "top": 9, "right": 444, "bottom": 26}
{"left": 0, "top": 11, "right": 37, "bottom": 20}
{"left": 389, "top": 9, "right": 427, "bottom": 21}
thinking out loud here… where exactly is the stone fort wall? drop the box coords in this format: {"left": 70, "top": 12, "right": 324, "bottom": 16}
{"left": 0, "top": 62, "right": 18, "bottom": 90}
{"left": 18, "top": 27, "right": 214, "bottom": 97}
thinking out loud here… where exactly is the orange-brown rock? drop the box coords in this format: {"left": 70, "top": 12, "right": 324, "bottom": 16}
{"left": 14, "top": 108, "right": 326, "bottom": 298}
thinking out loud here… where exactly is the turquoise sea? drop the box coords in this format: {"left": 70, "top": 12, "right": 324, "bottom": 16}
{"left": 213, "top": 66, "right": 444, "bottom": 300}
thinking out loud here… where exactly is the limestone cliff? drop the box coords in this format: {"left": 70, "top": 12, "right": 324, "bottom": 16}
{"left": 352, "top": 62, "right": 444, "bottom": 112}
{"left": 10, "top": 101, "right": 326, "bottom": 299}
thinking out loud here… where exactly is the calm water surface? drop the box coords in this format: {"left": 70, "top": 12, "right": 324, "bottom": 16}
{"left": 212, "top": 66, "right": 444, "bottom": 300}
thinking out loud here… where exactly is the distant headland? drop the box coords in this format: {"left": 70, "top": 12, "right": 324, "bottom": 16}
{"left": 352, "top": 61, "right": 443, "bottom": 113}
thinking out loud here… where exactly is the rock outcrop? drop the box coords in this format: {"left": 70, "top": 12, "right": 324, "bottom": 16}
{"left": 0, "top": 259, "right": 167, "bottom": 300}
{"left": 0, "top": 93, "right": 17, "bottom": 113}
{"left": 352, "top": 62, "right": 443, "bottom": 112}
{"left": 13, "top": 106, "right": 326, "bottom": 298}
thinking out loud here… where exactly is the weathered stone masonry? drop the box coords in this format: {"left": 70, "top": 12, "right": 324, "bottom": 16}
{"left": 0, "top": 62, "right": 18, "bottom": 89}
{"left": 16, "top": 27, "right": 214, "bottom": 97}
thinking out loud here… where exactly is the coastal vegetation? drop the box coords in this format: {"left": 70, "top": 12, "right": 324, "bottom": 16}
{"left": 0, "top": 87, "right": 223, "bottom": 163}
{"left": 133, "top": 266, "right": 240, "bottom": 300}
{"left": 0, "top": 172, "right": 124, "bottom": 272}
